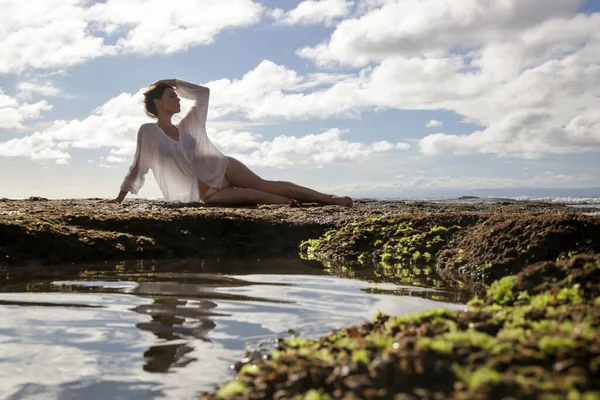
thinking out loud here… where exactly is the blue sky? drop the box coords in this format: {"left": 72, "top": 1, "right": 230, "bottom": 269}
{"left": 1, "top": 0, "right": 599, "bottom": 199}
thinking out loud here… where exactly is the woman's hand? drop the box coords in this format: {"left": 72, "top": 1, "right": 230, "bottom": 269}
{"left": 99, "top": 198, "right": 122, "bottom": 204}
{"left": 99, "top": 191, "right": 127, "bottom": 204}
{"left": 151, "top": 79, "right": 176, "bottom": 88}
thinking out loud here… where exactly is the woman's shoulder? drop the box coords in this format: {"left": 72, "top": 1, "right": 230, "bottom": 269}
{"left": 136, "top": 123, "right": 162, "bottom": 143}
{"left": 138, "top": 122, "right": 162, "bottom": 136}
{"left": 139, "top": 122, "right": 158, "bottom": 131}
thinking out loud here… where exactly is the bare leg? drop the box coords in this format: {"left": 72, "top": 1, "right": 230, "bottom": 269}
{"left": 225, "top": 157, "right": 352, "bottom": 207}
{"left": 204, "top": 187, "right": 290, "bottom": 205}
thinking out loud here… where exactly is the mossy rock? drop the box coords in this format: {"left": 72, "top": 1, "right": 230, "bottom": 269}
{"left": 437, "top": 214, "right": 600, "bottom": 285}
{"left": 200, "top": 254, "right": 600, "bottom": 400}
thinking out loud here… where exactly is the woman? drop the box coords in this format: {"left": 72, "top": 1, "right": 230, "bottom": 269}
{"left": 103, "top": 78, "right": 353, "bottom": 206}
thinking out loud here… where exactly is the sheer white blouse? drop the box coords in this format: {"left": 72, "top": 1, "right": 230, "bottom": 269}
{"left": 120, "top": 79, "right": 229, "bottom": 202}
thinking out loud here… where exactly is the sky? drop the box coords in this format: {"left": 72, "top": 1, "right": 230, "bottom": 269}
{"left": 1, "top": 0, "right": 599, "bottom": 199}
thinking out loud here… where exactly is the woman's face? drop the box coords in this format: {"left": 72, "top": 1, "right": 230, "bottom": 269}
{"left": 157, "top": 87, "right": 181, "bottom": 115}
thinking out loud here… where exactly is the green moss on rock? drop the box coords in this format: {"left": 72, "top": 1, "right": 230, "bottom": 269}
{"left": 486, "top": 275, "right": 517, "bottom": 305}
{"left": 200, "top": 254, "right": 600, "bottom": 400}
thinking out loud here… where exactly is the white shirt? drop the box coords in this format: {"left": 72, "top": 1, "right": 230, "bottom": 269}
{"left": 120, "top": 79, "right": 229, "bottom": 202}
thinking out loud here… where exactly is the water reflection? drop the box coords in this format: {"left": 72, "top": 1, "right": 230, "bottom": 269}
{"left": 0, "top": 258, "right": 468, "bottom": 399}
{"left": 132, "top": 297, "right": 218, "bottom": 373}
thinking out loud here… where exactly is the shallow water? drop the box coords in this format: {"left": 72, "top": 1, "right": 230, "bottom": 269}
{"left": 0, "top": 259, "right": 466, "bottom": 400}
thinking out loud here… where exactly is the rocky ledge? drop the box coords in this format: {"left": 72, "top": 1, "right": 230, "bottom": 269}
{"left": 1, "top": 198, "right": 599, "bottom": 399}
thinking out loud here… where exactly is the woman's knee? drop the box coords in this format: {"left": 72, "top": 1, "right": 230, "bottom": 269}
{"left": 203, "top": 187, "right": 233, "bottom": 204}
{"left": 255, "top": 178, "right": 277, "bottom": 190}
{"left": 226, "top": 158, "right": 264, "bottom": 188}
{"left": 203, "top": 193, "right": 221, "bottom": 204}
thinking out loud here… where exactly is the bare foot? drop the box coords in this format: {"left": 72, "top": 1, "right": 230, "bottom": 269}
{"left": 330, "top": 196, "right": 353, "bottom": 207}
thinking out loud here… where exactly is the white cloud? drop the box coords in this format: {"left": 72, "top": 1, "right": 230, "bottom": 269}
{"left": 420, "top": 108, "right": 600, "bottom": 158}
{"left": 203, "top": 41, "right": 599, "bottom": 158}
{"left": 3, "top": 0, "right": 600, "bottom": 164}
{"left": 0, "top": 88, "right": 52, "bottom": 129}
{"left": 17, "top": 81, "right": 61, "bottom": 99}
{"left": 87, "top": 0, "right": 264, "bottom": 54}
{"left": 289, "top": 1, "right": 600, "bottom": 158}
{"left": 418, "top": 48, "right": 600, "bottom": 157}
{"left": 0, "top": 88, "right": 147, "bottom": 163}
{"left": 0, "top": 0, "right": 265, "bottom": 73}
{"left": 298, "top": 0, "right": 582, "bottom": 67}
{"left": 273, "top": 0, "right": 353, "bottom": 26}
{"left": 210, "top": 127, "right": 400, "bottom": 167}
{"left": 426, "top": 120, "right": 442, "bottom": 128}
{"left": 9, "top": 33, "right": 596, "bottom": 163}
{"left": 0, "top": 0, "right": 107, "bottom": 73}
{"left": 0, "top": 131, "right": 70, "bottom": 162}
{"left": 106, "top": 155, "right": 126, "bottom": 163}
{"left": 206, "top": 60, "right": 362, "bottom": 120}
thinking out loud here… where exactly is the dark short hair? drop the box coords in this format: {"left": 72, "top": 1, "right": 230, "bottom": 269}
{"left": 143, "top": 84, "right": 173, "bottom": 118}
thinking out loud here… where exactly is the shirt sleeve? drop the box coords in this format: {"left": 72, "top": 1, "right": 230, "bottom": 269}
{"left": 175, "top": 78, "right": 210, "bottom": 127}
{"left": 120, "top": 126, "right": 150, "bottom": 195}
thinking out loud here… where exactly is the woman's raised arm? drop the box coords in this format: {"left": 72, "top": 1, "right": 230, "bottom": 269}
{"left": 173, "top": 78, "right": 210, "bottom": 126}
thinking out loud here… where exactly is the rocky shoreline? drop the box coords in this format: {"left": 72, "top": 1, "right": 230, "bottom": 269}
{"left": 1, "top": 198, "right": 599, "bottom": 399}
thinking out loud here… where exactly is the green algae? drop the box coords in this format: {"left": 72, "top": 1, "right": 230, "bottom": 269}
{"left": 538, "top": 336, "right": 575, "bottom": 354}
{"left": 298, "top": 389, "right": 333, "bottom": 400}
{"left": 297, "top": 218, "right": 463, "bottom": 290}
{"left": 452, "top": 365, "right": 502, "bottom": 391}
{"left": 529, "top": 292, "right": 554, "bottom": 308}
{"left": 313, "top": 348, "right": 335, "bottom": 364}
{"left": 368, "top": 333, "right": 393, "bottom": 350}
{"left": 557, "top": 284, "right": 584, "bottom": 304}
{"left": 416, "top": 336, "right": 454, "bottom": 354}
{"left": 299, "top": 238, "right": 321, "bottom": 260}
{"left": 217, "top": 381, "right": 247, "bottom": 398}
{"left": 442, "top": 330, "right": 498, "bottom": 350}
{"left": 286, "top": 335, "right": 316, "bottom": 349}
{"left": 386, "top": 307, "right": 457, "bottom": 327}
{"left": 583, "top": 260, "right": 600, "bottom": 270}
{"left": 351, "top": 349, "right": 369, "bottom": 364}
{"left": 417, "top": 329, "right": 500, "bottom": 357}
{"left": 467, "top": 296, "right": 484, "bottom": 307}
{"left": 567, "top": 390, "right": 600, "bottom": 400}
{"left": 357, "top": 253, "right": 368, "bottom": 264}
{"left": 296, "top": 217, "right": 480, "bottom": 295}
{"left": 239, "top": 364, "right": 259, "bottom": 376}
{"left": 486, "top": 275, "right": 516, "bottom": 305}
{"left": 380, "top": 252, "right": 393, "bottom": 264}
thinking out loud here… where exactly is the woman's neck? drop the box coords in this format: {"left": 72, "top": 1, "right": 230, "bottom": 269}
{"left": 157, "top": 114, "right": 173, "bottom": 129}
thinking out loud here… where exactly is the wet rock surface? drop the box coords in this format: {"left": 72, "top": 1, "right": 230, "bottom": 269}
{"left": 0, "top": 199, "right": 348, "bottom": 266}
{"left": 1, "top": 198, "right": 599, "bottom": 399}
{"left": 298, "top": 210, "right": 600, "bottom": 293}
{"left": 1, "top": 198, "right": 595, "bottom": 268}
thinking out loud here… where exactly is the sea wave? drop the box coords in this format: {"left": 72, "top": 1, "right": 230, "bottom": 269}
{"left": 505, "top": 196, "right": 600, "bottom": 205}
{"left": 379, "top": 196, "right": 600, "bottom": 206}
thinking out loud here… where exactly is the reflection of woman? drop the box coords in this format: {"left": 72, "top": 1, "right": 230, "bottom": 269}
{"left": 103, "top": 79, "right": 353, "bottom": 206}
{"left": 133, "top": 297, "right": 217, "bottom": 373}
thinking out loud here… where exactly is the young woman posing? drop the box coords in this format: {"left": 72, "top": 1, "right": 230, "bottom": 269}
{"left": 103, "top": 78, "right": 353, "bottom": 206}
